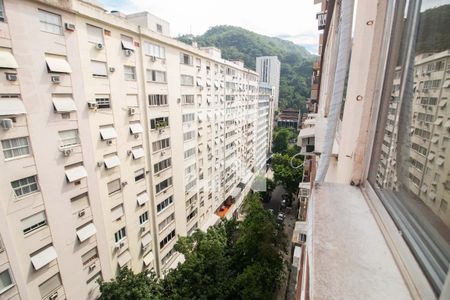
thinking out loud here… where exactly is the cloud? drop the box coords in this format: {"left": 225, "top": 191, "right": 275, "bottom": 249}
{"left": 99, "top": 0, "right": 321, "bottom": 48}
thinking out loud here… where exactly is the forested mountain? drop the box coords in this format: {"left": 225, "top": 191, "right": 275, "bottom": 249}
{"left": 416, "top": 4, "right": 450, "bottom": 54}
{"left": 177, "top": 25, "right": 317, "bottom": 112}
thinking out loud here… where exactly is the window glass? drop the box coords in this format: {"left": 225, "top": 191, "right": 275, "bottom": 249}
{"left": 38, "top": 273, "right": 61, "bottom": 298}
{"left": 369, "top": 0, "right": 450, "bottom": 295}
{"left": 107, "top": 179, "right": 121, "bottom": 195}
{"left": 82, "top": 247, "right": 98, "bottom": 266}
{"left": 11, "top": 175, "right": 38, "bottom": 197}
{"left": 0, "top": 269, "right": 13, "bottom": 292}
{"left": 1, "top": 137, "right": 30, "bottom": 159}
{"left": 124, "top": 66, "right": 136, "bottom": 81}
{"left": 58, "top": 129, "right": 79, "bottom": 148}
{"left": 38, "top": 9, "right": 62, "bottom": 34}
{"left": 86, "top": 24, "right": 104, "bottom": 44}
{"left": 22, "top": 211, "right": 47, "bottom": 234}
{"left": 91, "top": 60, "right": 107, "bottom": 77}
{"left": 0, "top": 0, "right": 5, "bottom": 22}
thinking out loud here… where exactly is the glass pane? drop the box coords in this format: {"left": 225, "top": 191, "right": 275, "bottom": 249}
{"left": 369, "top": 0, "right": 450, "bottom": 295}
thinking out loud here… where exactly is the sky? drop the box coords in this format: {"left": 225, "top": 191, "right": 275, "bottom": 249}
{"left": 99, "top": 0, "right": 322, "bottom": 54}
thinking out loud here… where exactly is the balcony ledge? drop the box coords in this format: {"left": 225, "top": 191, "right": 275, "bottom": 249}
{"left": 309, "top": 183, "right": 411, "bottom": 299}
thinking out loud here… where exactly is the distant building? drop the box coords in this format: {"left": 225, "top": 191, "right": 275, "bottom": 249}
{"left": 277, "top": 108, "right": 300, "bottom": 128}
{"left": 256, "top": 56, "right": 281, "bottom": 110}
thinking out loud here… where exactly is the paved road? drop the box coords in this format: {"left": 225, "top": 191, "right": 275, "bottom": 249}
{"left": 263, "top": 185, "right": 286, "bottom": 214}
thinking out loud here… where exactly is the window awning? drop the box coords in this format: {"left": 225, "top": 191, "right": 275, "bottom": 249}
{"left": 111, "top": 205, "right": 124, "bottom": 220}
{"left": 241, "top": 172, "right": 253, "bottom": 185}
{"left": 31, "top": 246, "right": 57, "bottom": 270}
{"left": 214, "top": 81, "right": 220, "bottom": 88}
{"left": 429, "top": 192, "right": 436, "bottom": 201}
{"left": 0, "top": 98, "right": 26, "bottom": 116}
{"left": 131, "top": 147, "right": 144, "bottom": 159}
{"left": 444, "top": 79, "right": 450, "bottom": 88}
{"left": 230, "top": 187, "right": 242, "bottom": 198}
{"left": 104, "top": 154, "right": 120, "bottom": 169}
{"left": 431, "top": 136, "right": 439, "bottom": 144}
{"left": 143, "top": 252, "right": 153, "bottom": 266}
{"left": 137, "top": 192, "right": 149, "bottom": 205}
{"left": 118, "top": 250, "right": 131, "bottom": 267}
{"left": 129, "top": 122, "right": 143, "bottom": 134}
{"left": 141, "top": 233, "right": 151, "bottom": 248}
{"left": 436, "top": 157, "right": 445, "bottom": 166}
{"left": 121, "top": 40, "right": 134, "bottom": 51}
{"left": 100, "top": 127, "right": 117, "bottom": 140}
{"left": 45, "top": 55, "right": 72, "bottom": 73}
{"left": 196, "top": 78, "right": 203, "bottom": 87}
{"left": 65, "top": 165, "right": 87, "bottom": 182}
{"left": 445, "top": 120, "right": 450, "bottom": 129}
{"left": 0, "top": 48, "right": 18, "bottom": 69}
{"left": 420, "top": 185, "right": 427, "bottom": 193}
{"left": 434, "top": 118, "right": 443, "bottom": 126}
{"left": 53, "top": 97, "right": 77, "bottom": 112}
{"left": 439, "top": 100, "right": 447, "bottom": 108}
{"left": 206, "top": 79, "right": 212, "bottom": 87}
{"left": 76, "top": 223, "right": 96, "bottom": 242}
{"left": 220, "top": 82, "right": 224, "bottom": 88}
{"left": 427, "top": 153, "right": 435, "bottom": 161}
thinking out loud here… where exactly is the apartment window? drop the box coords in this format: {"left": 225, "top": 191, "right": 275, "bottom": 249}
{"left": 158, "top": 213, "right": 175, "bottom": 232}
{"left": 180, "top": 74, "right": 194, "bottom": 86}
{"left": 154, "top": 158, "right": 171, "bottom": 173}
{"left": 38, "top": 9, "right": 62, "bottom": 35}
{"left": 11, "top": 175, "right": 38, "bottom": 197}
{"left": 22, "top": 211, "right": 47, "bottom": 235}
{"left": 91, "top": 60, "right": 107, "bottom": 77}
{"left": 159, "top": 229, "right": 175, "bottom": 249}
{"left": 94, "top": 95, "right": 110, "bottom": 109}
{"left": 147, "top": 69, "right": 166, "bottom": 83}
{"left": 86, "top": 24, "right": 104, "bottom": 44}
{"left": 82, "top": 247, "right": 98, "bottom": 266}
{"left": 152, "top": 138, "right": 170, "bottom": 152}
{"left": 180, "top": 53, "right": 193, "bottom": 65}
{"left": 369, "top": 1, "right": 450, "bottom": 295}
{"left": 121, "top": 35, "right": 134, "bottom": 51}
{"left": 156, "top": 195, "right": 174, "bottom": 213}
{"left": 134, "top": 169, "right": 145, "bottom": 182}
{"left": 161, "top": 247, "right": 175, "bottom": 265}
{"left": 148, "top": 94, "right": 168, "bottom": 106}
{"left": 0, "top": 0, "right": 5, "bottom": 22}
{"left": 107, "top": 179, "right": 121, "bottom": 195}
{"left": 181, "top": 95, "right": 195, "bottom": 105}
{"left": 187, "top": 208, "right": 198, "bottom": 222}
{"left": 185, "top": 163, "right": 196, "bottom": 176}
{"left": 150, "top": 117, "right": 169, "bottom": 129}
{"left": 39, "top": 273, "right": 61, "bottom": 299}
{"left": 143, "top": 42, "right": 165, "bottom": 58}
{"left": 1, "top": 137, "right": 30, "bottom": 159}
{"left": 184, "top": 147, "right": 196, "bottom": 159}
{"left": 124, "top": 66, "right": 136, "bottom": 81}
{"left": 58, "top": 129, "right": 79, "bottom": 148}
{"left": 0, "top": 269, "right": 13, "bottom": 293}
{"left": 111, "top": 204, "right": 124, "bottom": 221}
{"left": 183, "top": 130, "right": 195, "bottom": 142}
{"left": 155, "top": 177, "right": 172, "bottom": 194}
{"left": 156, "top": 23, "right": 163, "bottom": 33}
{"left": 114, "top": 227, "right": 126, "bottom": 243}
{"left": 139, "top": 211, "right": 149, "bottom": 225}
{"left": 182, "top": 113, "right": 195, "bottom": 123}
{"left": 185, "top": 180, "right": 196, "bottom": 192}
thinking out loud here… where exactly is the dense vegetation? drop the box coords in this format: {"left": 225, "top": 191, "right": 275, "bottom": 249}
{"left": 416, "top": 5, "right": 450, "bottom": 54}
{"left": 177, "top": 25, "right": 316, "bottom": 112}
{"left": 99, "top": 193, "right": 287, "bottom": 300}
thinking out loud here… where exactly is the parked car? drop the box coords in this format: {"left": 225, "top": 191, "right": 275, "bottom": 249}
{"left": 277, "top": 212, "right": 285, "bottom": 223}
{"left": 280, "top": 199, "right": 287, "bottom": 209}
{"left": 268, "top": 208, "right": 274, "bottom": 215}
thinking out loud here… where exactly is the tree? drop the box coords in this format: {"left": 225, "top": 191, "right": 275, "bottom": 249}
{"left": 272, "top": 128, "right": 293, "bottom": 153}
{"left": 272, "top": 153, "right": 303, "bottom": 197}
{"left": 98, "top": 267, "right": 163, "bottom": 300}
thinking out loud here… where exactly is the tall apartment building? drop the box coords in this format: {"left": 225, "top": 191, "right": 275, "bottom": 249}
{"left": 0, "top": 0, "right": 262, "bottom": 299}
{"left": 256, "top": 56, "right": 281, "bottom": 110}
{"left": 255, "top": 82, "right": 273, "bottom": 172}
{"left": 292, "top": 0, "right": 450, "bottom": 299}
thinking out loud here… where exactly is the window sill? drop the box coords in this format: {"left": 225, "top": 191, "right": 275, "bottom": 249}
{"left": 308, "top": 183, "right": 412, "bottom": 299}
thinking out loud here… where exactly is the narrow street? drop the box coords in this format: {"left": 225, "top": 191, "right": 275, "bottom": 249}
{"left": 263, "top": 183, "right": 296, "bottom": 300}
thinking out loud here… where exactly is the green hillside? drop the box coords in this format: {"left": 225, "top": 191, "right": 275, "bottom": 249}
{"left": 416, "top": 4, "right": 450, "bottom": 54}
{"left": 177, "top": 25, "right": 316, "bottom": 112}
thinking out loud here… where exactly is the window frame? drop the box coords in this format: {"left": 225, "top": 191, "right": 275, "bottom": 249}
{"left": 1, "top": 136, "right": 31, "bottom": 160}
{"left": 0, "top": 269, "right": 14, "bottom": 294}
{"left": 11, "top": 175, "right": 39, "bottom": 198}
{"left": 38, "top": 9, "right": 62, "bottom": 35}
{"left": 124, "top": 65, "right": 136, "bottom": 81}
{"left": 0, "top": 0, "right": 5, "bottom": 22}
{"left": 356, "top": 1, "right": 449, "bottom": 298}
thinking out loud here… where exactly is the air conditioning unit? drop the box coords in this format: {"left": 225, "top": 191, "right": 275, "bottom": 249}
{"left": 78, "top": 209, "right": 86, "bottom": 217}
{"left": 128, "top": 107, "right": 136, "bottom": 116}
{"left": 106, "top": 140, "right": 113, "bottom": 145}
{"left": 65, "top": 23, "right": 76, "bottom": 31}
{"left": 96, "top": 43, "right": 104, "bottom": 50}
{"left": 51, "top": 75, "right": 61, "bottom": 84}
{"left": 48, "top": 292, "right": 58, "bottom": 300}
{"left": 87, "top": 102, "right": 98, "bottom": 109}
{"left": 62, "top": 148, "right": 73, "bottom": 157}
{"left": 134, "top": 134, "right": 139, "bottom": 139}
{"left": 124, "top": 49, "right": 132, "bottom": 57}
{"left": 5, "top": 73, "right": 17, "bottom": 81}
{"left": 150, "top": 56, "right": 156, "bottom": 62}
{"left": 0, "top": 119, "right": 13, "bottom": 130}
{"left": 88, "top": 263, "right": 96, "bottom": 272}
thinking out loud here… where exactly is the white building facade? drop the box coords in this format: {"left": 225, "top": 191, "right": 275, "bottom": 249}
{"left": 0, "top": 0, "right": 261, "bottom": 299}
{"left": 256, "top": 56, "right": 280, "bottom": 110}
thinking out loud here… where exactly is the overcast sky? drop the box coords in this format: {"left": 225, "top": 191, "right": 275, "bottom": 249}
{"left": 99, "top": 0, "right": 322, "bottom": 54}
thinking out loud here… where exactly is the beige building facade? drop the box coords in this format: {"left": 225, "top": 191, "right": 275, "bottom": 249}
{"left": 0, "top": 0, "right": 264, "bottom": 299}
